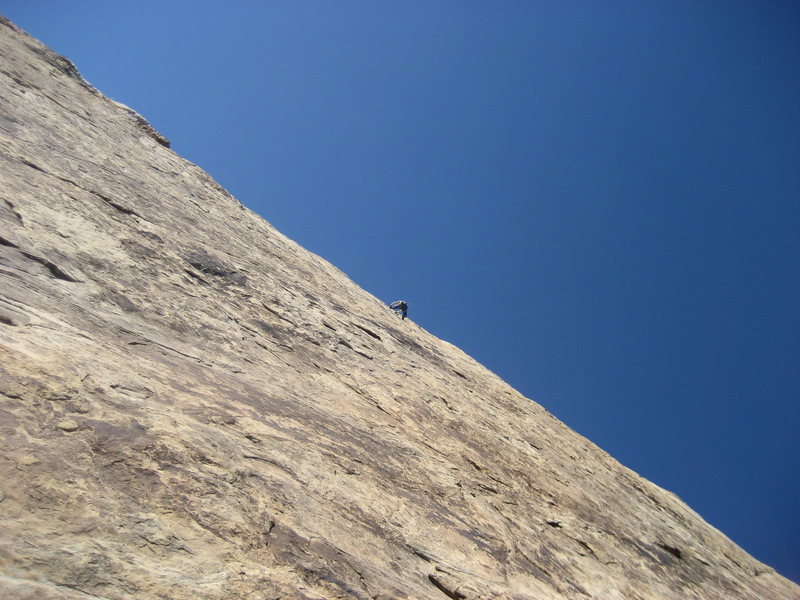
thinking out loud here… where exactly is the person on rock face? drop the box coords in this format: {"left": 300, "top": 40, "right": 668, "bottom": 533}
{"left": 389, "top": 300, "right": 408, "bottom": 320}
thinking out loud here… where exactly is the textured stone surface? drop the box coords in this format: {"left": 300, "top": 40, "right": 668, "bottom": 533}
{"left": 1, "top": 15, "right": 798, "bottom": 600}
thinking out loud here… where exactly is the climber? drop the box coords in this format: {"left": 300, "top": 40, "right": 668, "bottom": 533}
{"left": 389, "top": 300, "right": 408, "bottom": 320}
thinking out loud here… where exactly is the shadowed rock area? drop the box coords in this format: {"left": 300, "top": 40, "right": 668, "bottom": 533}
{"left": 1, "top": 15, "right": 798, "bottom": 600}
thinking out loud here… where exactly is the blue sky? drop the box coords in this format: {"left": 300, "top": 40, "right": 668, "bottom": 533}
{"left": 5, "top": 1, "right": 798, "bottom": 583}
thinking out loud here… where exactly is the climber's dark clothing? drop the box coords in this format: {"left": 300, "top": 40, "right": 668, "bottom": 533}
{"left": 389, "top": 300, "right": 408, "bottom": 320}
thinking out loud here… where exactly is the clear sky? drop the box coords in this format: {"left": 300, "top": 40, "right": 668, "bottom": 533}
{"left": 4, "top": 1, "right": 798, "bottom": 584}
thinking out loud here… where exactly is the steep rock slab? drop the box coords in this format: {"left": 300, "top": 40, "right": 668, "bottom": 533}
{"left": 1, "top": 15, "right": 798, "bottom": 600}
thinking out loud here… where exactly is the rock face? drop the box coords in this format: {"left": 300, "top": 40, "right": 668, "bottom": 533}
{"left": 0, "top": 15, "right": 797, "bottom": 600}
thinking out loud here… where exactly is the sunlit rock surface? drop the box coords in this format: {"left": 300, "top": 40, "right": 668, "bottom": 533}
{"left": 1, "top": 15, "right": 798, "bottom": 600}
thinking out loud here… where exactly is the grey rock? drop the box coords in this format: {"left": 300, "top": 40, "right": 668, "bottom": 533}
{"left": 56, "top": 419, "right": 80, "bottom": 432}
{"left": 1, "top": 14, "right": 798, "bottom": 600}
